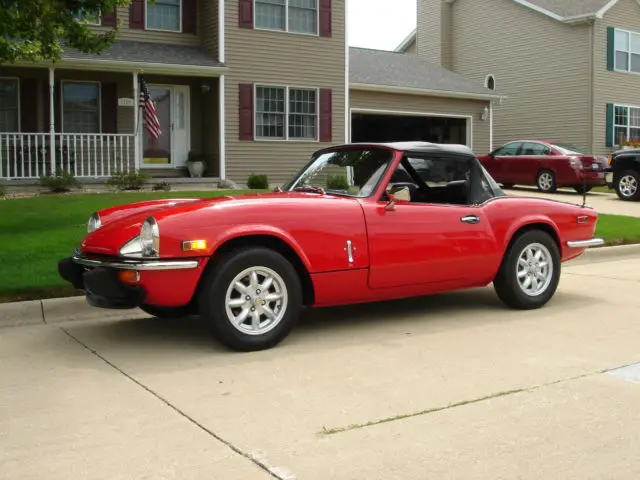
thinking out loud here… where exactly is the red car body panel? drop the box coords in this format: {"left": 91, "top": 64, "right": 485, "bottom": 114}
{"left": 478, "top": 140, "right": 608, "bottom": 188}
{"left": 77, "top": 145, "right": 599, "bottom": 309}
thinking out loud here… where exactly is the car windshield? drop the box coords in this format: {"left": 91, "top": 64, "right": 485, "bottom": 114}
{"left": 552, "top": 143, "right": 585, "bottom": 154}
{"left": 284, "top": 147, "right": 394, "bottom": 198}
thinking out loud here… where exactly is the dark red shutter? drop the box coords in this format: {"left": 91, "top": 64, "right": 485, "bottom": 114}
{"left": 20, "top": 78, "right": 39, "bottom": 132}
{"left": 239, "top": 83, "right": 254, "bottom": 141}
{"left": 101, "top": 82, "right": 118, "bottom": 133}
{"left": 129, "top": 0, "right": 145, "bottom": 29}
{"left": 239, "top": 0, "right": 253, "bottom": 28}
{"left": 101, "top": 8, "right": 117, "bottom": 27}
{"left": 182, "top": 0, "right": 197, "bottom": 34}
{"left": 319, "top": 88, "right": 332, "bottom": 142}
{"left": 319, "top": 0, "right": 332, "bottom": 37}
{"left": 42, "top": 81, "right": 51, "bottom": 132}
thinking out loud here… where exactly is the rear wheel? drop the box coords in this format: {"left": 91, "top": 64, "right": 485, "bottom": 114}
{"left": 536, "top": 170, "right": 557, "bottom": 193}
{"left": 615, "top": 170, "right": 640, "bottom": 201}
{"left": 198, "top": 247, "right": 303, "bottom": 351}
{"left": 493, "top": 229, "right": 561, "bottom": 310}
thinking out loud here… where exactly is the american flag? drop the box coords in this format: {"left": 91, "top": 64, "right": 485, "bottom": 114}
{"left": 139, "top": 75, "right": 162, "bottom": 139}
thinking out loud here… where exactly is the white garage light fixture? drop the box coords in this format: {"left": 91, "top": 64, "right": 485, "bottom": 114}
{"left": 481, "top": 106, "right": 489, "bottom": 121}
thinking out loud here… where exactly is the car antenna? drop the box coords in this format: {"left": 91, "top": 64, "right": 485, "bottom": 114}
{"left": 581, "top": 162, "right": 587, "bottom": 208}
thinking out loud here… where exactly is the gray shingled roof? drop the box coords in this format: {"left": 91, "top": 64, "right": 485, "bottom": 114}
{"left": 60, "top": 40, "right": 224, "bottom": 67}
{"left": 349, "top": 47, "right": 498, "bottom": 97}
{"left": 524, "top": 0, "right": 612, "bottom": 18}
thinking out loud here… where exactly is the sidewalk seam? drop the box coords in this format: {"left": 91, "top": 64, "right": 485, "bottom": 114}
{"left": 58, "top": 326, "right": 292, "bottom": 480}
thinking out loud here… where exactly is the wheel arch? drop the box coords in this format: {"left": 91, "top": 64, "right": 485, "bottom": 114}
{"left": 504, "top": 219, "right": 561, "bottom": 255}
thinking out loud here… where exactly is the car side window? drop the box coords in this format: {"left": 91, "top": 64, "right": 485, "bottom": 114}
{"left": 520, "top": 142, "right": 550, "bottom": 156}
{"left": 494, "top": 143, "right": 521, "bottom": 156}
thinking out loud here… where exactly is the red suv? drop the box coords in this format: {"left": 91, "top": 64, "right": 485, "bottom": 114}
{"left": 478, "top": 140, "right": 608, "bottom": 193}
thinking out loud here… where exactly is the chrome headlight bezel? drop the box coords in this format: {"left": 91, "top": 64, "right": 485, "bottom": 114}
{"left": 140, "top": 216, "right": 160, "bottom": 258}
{"left": 88, "top": 212, "right": 101, "bottom": 233}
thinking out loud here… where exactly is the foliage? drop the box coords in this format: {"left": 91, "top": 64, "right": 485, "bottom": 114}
{"left": 247, "top": 173, "right": 269, "bottom": 190}
{"left": 326, "top": 174, "right": 350, "bottom": 190}
{"left": 152, "top": 181, "right": 171, "bottom": 192}
{"left": 187, "top": 151, "right": 204, "bottom": 163}
{"left": 39, "top": 169, "right": 80, "bottom": 193}
{"left": 0, "top": 184, "right": 6, "bottom": 198}
{"left": 0, "top": 0, "right": 137, "bottom": 64}
{"left": 107, "top": 169, "right": 149, "bottom": 191}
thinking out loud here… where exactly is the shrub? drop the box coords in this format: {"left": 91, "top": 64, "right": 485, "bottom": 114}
{"left": 0, "top": 184, "right": 6, "bottom": 198}
{"left": 39, "top": 169, "right": 79, "bottom": 193}
{"left": 152, "top": 181, "right": 171, "bottom": 192}
{"left": 326, "top": 174, "right": 350, "bottom": 190}
{"left": 107, "top": 169, "right": 150, "bottom": 191}
{"left": 247, "top": 173, "right": 268, "bottom": 190}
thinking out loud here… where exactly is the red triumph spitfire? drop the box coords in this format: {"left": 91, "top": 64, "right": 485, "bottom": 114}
{"left": 59, "top": 142, "right": 604, "bottom": 351}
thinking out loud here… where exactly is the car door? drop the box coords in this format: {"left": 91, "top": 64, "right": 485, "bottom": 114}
{"left": 505, "top": 141, "right": 550, "bottom": 184}
{"left": 362, "top": 156, "right": 501, "bottom": 290}
{"left": 490, "top": 142, "right": 523, "bottom": 183}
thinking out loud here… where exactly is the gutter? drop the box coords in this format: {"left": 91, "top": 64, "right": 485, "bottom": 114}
{"left": 349, "top": 83, "right": 506, "bottom": 102}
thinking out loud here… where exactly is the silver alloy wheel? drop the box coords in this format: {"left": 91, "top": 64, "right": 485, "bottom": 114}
{"left": 538, "top": 172, "right": 554, "bottom": 191}
{"left": 516, "top": 242, "right": 554, "bottom": 297}
{"left": 224, "top": 266, "right": 288, "bottom": 335}
{"left": 619, "top": 174, "right": 638, "bottom": 198}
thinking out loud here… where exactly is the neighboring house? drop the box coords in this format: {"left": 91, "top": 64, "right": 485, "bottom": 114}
{"left": 396, "top": 0, "right": 640, "bottom": 156}
{"left": 0, "top": 0, "right": 500, "bottom": 186}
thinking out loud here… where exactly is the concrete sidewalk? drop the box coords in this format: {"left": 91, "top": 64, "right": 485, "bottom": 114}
{"left": 2, "top": 249, "right": 640, "bottom": 479}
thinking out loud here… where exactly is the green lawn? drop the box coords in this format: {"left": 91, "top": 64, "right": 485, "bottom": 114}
{"left": 0, "top": 190, "right": 257, "bottom": 303}
{"left": 0, "top": 193, "right": 639, "bottom": 303}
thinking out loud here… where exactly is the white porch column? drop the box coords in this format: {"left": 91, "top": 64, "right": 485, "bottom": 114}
{"left": 133, "top": 71, "right": 140, "bottom": 171}
{"left": 48, "top": 67, "right": 55, "bottom": 174}
{"left": 219, "top": 74, "right": 226, "bottom": 180}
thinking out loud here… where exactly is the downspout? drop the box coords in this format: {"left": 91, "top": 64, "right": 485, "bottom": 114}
{"left": 588, "top": 19, "right": 596, "bottom": 154}
{"left": 489, "top": 101, "right": 493, "bottom": 151}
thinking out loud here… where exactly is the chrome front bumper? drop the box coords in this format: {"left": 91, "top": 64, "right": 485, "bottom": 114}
{"left": 72, "top": 249, "right": 199, "bottom": 271}
{"left": 566, "top": 238, "right": 605, "bottom": 248}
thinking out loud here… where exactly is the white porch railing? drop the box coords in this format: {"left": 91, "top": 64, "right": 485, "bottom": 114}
{"left": 0, "top": 133, "right": 136, "bottom": 180}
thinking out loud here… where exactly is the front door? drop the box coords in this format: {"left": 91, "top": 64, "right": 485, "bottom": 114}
{"left": 141, "top": 85, "right": 190, "bottom": 168}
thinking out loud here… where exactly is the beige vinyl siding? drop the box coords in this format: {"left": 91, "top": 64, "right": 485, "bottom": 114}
{"left": 441, "top": 1, "right": 453, "bottom": 70}
{"left": 417, "top": 0, "right": 442, "bottom": 64}
{"left": 200, "top": 0, "right": 219, "bottom": 56}
{"left": 450, "top": 0, "right": 591, "bottom": 151}
{"left": 224, "top": 0, "right": 346, "bottom": 186}
{"left": 349, "top": 90, "right": 491, "bottom": 154}
{"left": 404, "top": 39, "right": 417, "bottom": 54}
{"left": 593, "top": 0, "right": 640, "bottom": 154}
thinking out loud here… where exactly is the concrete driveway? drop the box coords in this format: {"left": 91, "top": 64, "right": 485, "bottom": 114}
{"left": 2, "top": 250, "right": 640, "bottom": 480}
{"left": 505, "top": 186, "right": 640, "bottom": 217}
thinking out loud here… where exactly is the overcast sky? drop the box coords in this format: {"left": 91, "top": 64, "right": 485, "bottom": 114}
{"left": 348, "top": 0, "right": 417, "bottom": 51}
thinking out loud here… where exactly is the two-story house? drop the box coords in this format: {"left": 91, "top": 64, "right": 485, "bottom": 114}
{"left": 396, "top": 0, "right": 640, "bottom": 156}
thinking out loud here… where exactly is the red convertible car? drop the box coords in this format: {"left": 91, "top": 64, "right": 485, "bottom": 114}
{"left": 59, "top": 142, "right": 604, "bottom": 351}
{"left": 478, "top": 140, "right": 608, "bottom": 193}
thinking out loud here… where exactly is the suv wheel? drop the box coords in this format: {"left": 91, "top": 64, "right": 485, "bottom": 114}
{"left": 615, "top": 170, "right": 640, "bottom": 201}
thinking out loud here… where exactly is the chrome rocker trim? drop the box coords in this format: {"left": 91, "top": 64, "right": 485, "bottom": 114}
{"left": 566, "top": 238, "right": 605, "bottom": 248}
{"left": 72, "top": 251, "right": 199, "bottom": 271}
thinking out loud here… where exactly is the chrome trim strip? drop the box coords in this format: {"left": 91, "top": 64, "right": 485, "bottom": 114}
{"left": 566, "top": 238, "right": 605, "bottom": 248}
{"left": 72, "top": 252, "right": 199, "bottom": 271}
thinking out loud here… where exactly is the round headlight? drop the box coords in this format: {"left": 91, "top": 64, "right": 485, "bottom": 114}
{"left": 140, "top": 217, "right": 160, "bottom": 257}
{"left": 88, "top": 212, "right": 101, "bottom": 233}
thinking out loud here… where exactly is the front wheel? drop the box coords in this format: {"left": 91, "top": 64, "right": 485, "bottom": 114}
{"left": 536, "top": 170, "right": 557, "bottom": 193}
{"left": 615, "top": 170, "right": 640, "bottom": 201}
{"left": 198, "top": 247, "right": 303, "bottom": 351}
{"left": 493, "top": 230, "right": 561, "bottom": 310}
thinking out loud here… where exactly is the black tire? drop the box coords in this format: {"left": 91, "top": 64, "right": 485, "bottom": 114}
{"left": 536, "top": 170, "right": 557, "bottom": 193}
{"left": 139, "top": 304, "right": 193, "bottom": 318}
{"left": 502, "top": 183, "right": 514, "bottom": 189}
{"left": 493, "top": 229, "right": 561, "bottom": 310}
{"left": 198, "top": 247, "right": 303, "bottom": 352}
{"left": 614, "top": 169, "right": 640, "bottom": 201}
{"left": 573, "top": 185, "right": 592, "bottom": 194}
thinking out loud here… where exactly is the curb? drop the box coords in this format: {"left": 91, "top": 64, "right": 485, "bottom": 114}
{"left": 1, "top": 243, "right": 640, "bottom": 329}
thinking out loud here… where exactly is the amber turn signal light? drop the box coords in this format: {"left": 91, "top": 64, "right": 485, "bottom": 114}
{"left": 182, "top": 240, "right": 208, "bottom": 252}
{"left": 118, "top": 270, "right": 140, "bottom": 283}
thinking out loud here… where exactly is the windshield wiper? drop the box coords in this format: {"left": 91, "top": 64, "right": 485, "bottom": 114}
{"left": 294, "top": 185, "right": 326, "bottom": 195}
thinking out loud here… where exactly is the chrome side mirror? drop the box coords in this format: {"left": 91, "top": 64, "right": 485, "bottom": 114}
{"left": 385, "top": 185, "right": 411, "bottom": 211}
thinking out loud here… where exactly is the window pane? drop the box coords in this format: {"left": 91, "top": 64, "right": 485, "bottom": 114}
{"left": 615, "top": 106, "right": 628, "bottom": 126}
{"left": 520, "top": 142, "right": 548, "bottom": 155}
{"left": 289, "top": 89, "right": 317, "bottom": 139}
{"left": 631, "top": 33, "right": 640, "bottom": 53}
{"left": 616, "top": 30, "right": 629, "bottom": 50}
{"left": 630, "top": 127, "right": 640, "bottom": 141}
{"left": 256, "top": 86, "right": 286, "bottom": 138}
{"left": 255, "top": 0, "right": 286, "bottom": 30}
{"left": 494, "top": 142, "right": 521, "bottom": 155}
{"left": 616, "top": 51, "right": 629, "bottom": 70}
{"left": 614, "top": 126, "right": 627, "bottom": 145}
{"left": 631, "top": 53, "right": 640, "bottom": 73}
{"left": 0, "top": 78, "right": 19, "bottom": 132}
{"left": 62, "top": 82, "right": 100, "bottom": 133}
{"left": 147, "top": 0, "right": 180, "bottom": 31}
{"left": 288, "top": 0, "right": 317, "bottom": 33}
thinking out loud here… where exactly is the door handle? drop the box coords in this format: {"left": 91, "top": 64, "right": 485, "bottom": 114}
{"left": 461, "top": 215, "right": 480, "bottom": 224}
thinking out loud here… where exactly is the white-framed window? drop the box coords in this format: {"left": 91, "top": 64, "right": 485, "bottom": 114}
{"left": 613, "top": 104, "right": 640, "bottom": 144}
{"left": 0, "top": 78, "right": 20, "bottom": 133}
{"left": 254, "top": 0, "right": 318, "bottom": 35}
{"left": 614, "top": 27, "right": 640, "bottom": 73}
{"left": 73, "top": 8, "right": 101, "bottom": 25}
{"left": 147, "top": 0, "right": 181, "bottom": 32}
{"left": 484, "top": 74, "right": 496, "bottom": 91}
{"left": 61, "top": 81, "right": 101, "bottom": 134}
{"left": 255, "top": 85, "right": 318, "bottom": 140}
